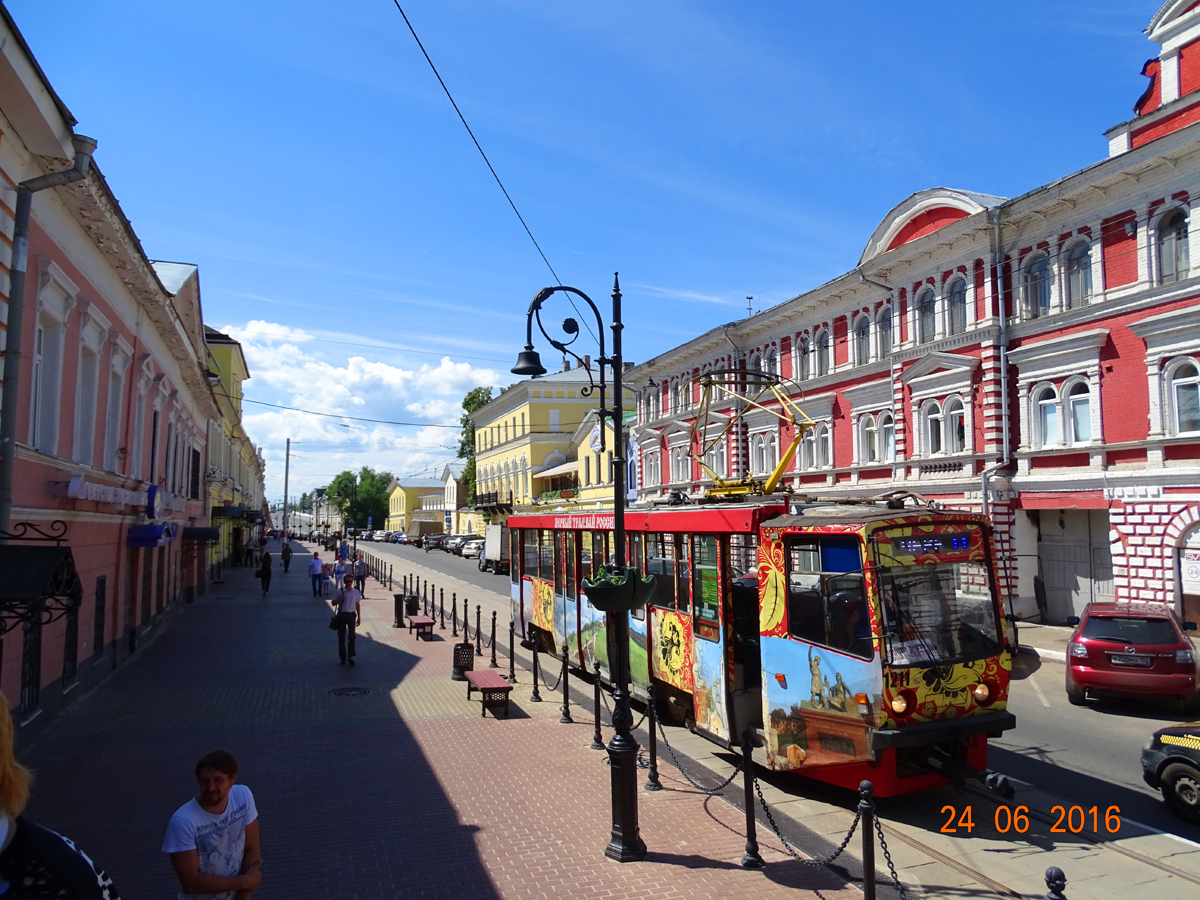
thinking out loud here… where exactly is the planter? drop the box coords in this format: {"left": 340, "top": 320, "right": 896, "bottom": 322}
{"left": 582, "top": 565, "right": 655, "bottom": 612}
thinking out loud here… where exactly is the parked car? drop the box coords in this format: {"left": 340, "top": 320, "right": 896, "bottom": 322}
{"left": 1065, "top": 602, "right": 1199, "bottom": 710}
{"left": 422, "top": 533, "right": 448, "bottom": 551}
{"left": 1142, "top": 719, "right": 1200, "bottom": 823}
{"left": 386, "top": 532, "right": 400, "bottom": 543}
{"left": 461, "top": 539, "right": 485, "bottom": 559}
{"left": 399, "top": 533, "right": 418, "bottom": 545}
{"left": 444, "top": 534, "right": 481, "bottom": 555}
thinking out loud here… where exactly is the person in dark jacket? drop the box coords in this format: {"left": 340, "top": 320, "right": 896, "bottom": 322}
{"left": 259, "top": 551, "right": 272, "bottom": 597}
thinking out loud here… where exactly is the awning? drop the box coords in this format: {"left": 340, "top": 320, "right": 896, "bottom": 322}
{"left": 127, "top": 521, "right": 181, "bottom": 548}
{"left": 0, "top": 545, "right": 83, "bottom": 635}
{"left": 533, "top": 460, "right": 579, "bottom": 480}
{"left": 181, "top": 527, "right": 220, "bottom": 542}
{"left": 211, "top": 506, "right": 243, "bottom": 518}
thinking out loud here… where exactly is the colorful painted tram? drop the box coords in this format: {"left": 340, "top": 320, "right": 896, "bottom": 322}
{"left": 507, "top": 496, "right": 1016, "bottom": 797}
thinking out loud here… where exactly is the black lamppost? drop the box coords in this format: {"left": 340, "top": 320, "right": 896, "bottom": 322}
{"left": 512, "top": 273, "right": 647, "bottom": 862}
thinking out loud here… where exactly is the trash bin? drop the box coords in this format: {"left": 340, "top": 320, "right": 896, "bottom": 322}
{"left": 405, "top": 593, "right": 419, "bottom": 617}
{"left": 452, "top": 641, "right": 475, "bottom": 681}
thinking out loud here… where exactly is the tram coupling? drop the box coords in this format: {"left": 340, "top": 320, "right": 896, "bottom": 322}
{"left": 923, "top": 746, "right": 1015, "bottom": 800}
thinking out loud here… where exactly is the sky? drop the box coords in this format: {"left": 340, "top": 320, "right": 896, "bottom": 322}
{"left": 7, "top": 1, "right": 1165, "bottom": 502}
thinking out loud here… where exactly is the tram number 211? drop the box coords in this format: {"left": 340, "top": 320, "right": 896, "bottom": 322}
{"left": 940, "top": 805, "right": 1122, "bottom": 835}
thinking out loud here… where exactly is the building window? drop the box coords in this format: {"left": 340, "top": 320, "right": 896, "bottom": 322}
{"left": 860, "top": 415, "right": 878, "bottom": 463}
{"left": 925, "top": 401, "right": 943, "bottom": 455}
{"left": 1172, "top": 361, "right": 1200, "bottom": 434}
{"left": 766, "top": 349, "right": 778, "bottom": 376}
{"left": 800, "top": 428, "right": 815, "bottom": 470}
{"left": 583, "top": 456, "right": 591, "bottom": 486}
{"left": 945, "top": 397, "right": 966, "bottom": 453}
{"left": 815, "top": 424, "right": 829, "bottom": 468}
{"left": 815, "top": 331, "right": 831, "bottom": 376}
{"left": 917, "top": 289, "right": 936, "bottom": 344}
{"left": 75, "top": 345, "right": 100, "bottom": 466}
{"left": 1159, "top": 210, "right": 1190, "bottom": 284}
{"left": 30, "top": 316, "right": 64, "bottom": 455}
{"left": 1025, "top": 257, "right": 1052, "bottom": 318}
{"left": 751, "top": 434, "right": 765, "bottom": 475}
{"left": 878, "top": 306, "right": 893, "bottom": 356}
{"left": 879, "top": 413, "right": 896, "bottom": 461}
{"left": 853, "top": 317, "right": 870, "bottom": 366}
{"left": 947, "top": 279, "right": 967, "bottom": 336}
{"left": 1035, "top": 385, "right": 1059, "bottom": 447}
{"left": 798, "top": 336, "right": 811, "bottom": 381}
{"left": 1066, "top": 242, "right": 1092, "bottom": 308}
{"left": 1067, "top": 382, "right": 1092, "bottom": 443}
{"left": 703, "top": 437, "right": 726, "bottom": 478}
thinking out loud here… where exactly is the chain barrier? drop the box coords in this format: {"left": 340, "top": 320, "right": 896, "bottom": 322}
{"left": 539, "top": 659, "right": 564, "bottom": 693}
{"left": 596, "top": 683, "right": 648, "bottom": 732}
{"left": 653, "top": 715, "right": 741, "bottom": 793}
{"left": 874, "top": 814, "right": 909, "bottom": 900}
{"left": 754, "top": 776, "right": 860, "bottom": 869}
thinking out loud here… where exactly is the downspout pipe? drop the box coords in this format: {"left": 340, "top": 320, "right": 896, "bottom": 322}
{"left": 0, "top": 135, "right": 98, "bottom": 535}
{"left": 981, "top": 206, "right": 1011, "bottom": 518}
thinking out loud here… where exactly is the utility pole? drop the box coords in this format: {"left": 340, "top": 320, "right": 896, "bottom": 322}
{"left": 282, "top": 438, "right": 290, "bottom": 540}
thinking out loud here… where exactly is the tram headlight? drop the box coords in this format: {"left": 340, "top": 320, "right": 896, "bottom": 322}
{"left": 889, "top": 695, "right": 908, "bottom": 715}
{"left": 972, "top": 682, "right": 991, "bottom": 704}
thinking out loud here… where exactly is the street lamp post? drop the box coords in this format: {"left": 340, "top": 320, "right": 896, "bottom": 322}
{"left": 512, "top": 273, "right": 646, "bottom": 862}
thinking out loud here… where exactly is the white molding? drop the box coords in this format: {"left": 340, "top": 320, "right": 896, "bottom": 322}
{"left": 840, "top": 377, "right": 893, "bottom": 412}
{"left": 1007, "top": 328, "right": 1109, "bottom": 385}
{"left": 900, "top": 352, "right": 979, "bottom": 402}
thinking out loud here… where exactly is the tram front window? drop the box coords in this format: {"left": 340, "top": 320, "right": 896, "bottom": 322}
{"left": 875, "top": 525, "right": 1001, "bottom": 665}
{"left": 784, "top": 537, "right": 872, "bottom": 660}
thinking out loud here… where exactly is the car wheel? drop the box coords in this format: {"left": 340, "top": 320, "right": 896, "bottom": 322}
{"left": 478, "top": 559, "right": 487, "bottom": 572}
{"left": 1066, "top": 683, "right": 1087, "bottom": 706}
{"left": 1161, "top": 763, "right": 1200, "bottom": 824}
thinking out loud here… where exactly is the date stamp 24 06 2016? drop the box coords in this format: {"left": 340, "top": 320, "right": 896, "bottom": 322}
{"left": 940, "top": 805, "right": 1123, "bottom": 836}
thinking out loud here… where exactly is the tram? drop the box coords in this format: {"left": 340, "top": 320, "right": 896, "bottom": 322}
{"left": 506, "top": 494, "right": 1016, "bottom": 797}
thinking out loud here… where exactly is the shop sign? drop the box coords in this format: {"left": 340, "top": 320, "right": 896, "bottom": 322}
{"left": 66, "top": 473, "right": 145, "bottom": 508}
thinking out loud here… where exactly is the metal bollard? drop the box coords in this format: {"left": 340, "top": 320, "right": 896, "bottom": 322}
{"left": 645, "top": 684, "right": 662, "bottom": 789}
{"left": 424, "top": 581, "right": 430, "bottom": 616}
{"left": 393, "top": 587, "right": 402, "bottom": 628}
{"left": 591, "top": 662, "right": 605, "bottom": 751}
{"left": 859, "top": 781, "right": 876, "bottom": 900}
{"left": 559, "top": 642, "right": 573, "bottom": 724}
{"left": 740, "top": 729, "right": 763, "bottom": 867}
{"left": 507, "top": 620, "right": 516, "bottom": 683}
{"left": 1044, "top": 867, "right": 1067, "bottom": 900}
{"left": 489, "top": 611, "right": 499, "bottom": 668}
{"left": 389, "top": 564, "right": 392, "bottom": 590}
{"left": 439, "top": 589, "right": 445, "bottom": 629}
{"left": 475, "top": 605, "right": 482, "bottom": 656}
{"left": 451, "top": 592, "right": 458, "bottom": 636}
{"left": 530, "top": 635, "right": 542, "bottom": 702}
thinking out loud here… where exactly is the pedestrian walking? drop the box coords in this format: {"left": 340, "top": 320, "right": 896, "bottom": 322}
{"left": 163, "top": 749, "right": 261, "bottom": 899}
{"left": 308, "top": 552, "right": 322, "bottom": 597}
{"left": 332, "top": 557, "right": 346, "bottom": 596}
{"left": 0, "top": 698, "right": 122, "bottom": 898}
{"left": 280, "top": 542, "right": 293, "bottom": 573}
{"left": 259, "top": 551, "right": 272, "bottom": 597}
{"left": 321, "top": 558, "right": 333, "bottom": 597}
{"left": 332, "top": 574, "right": 362, "bottom": 665}
{"left": 354, "top": 553, "right": 367, "bottom": 596}
{"left": 339, "top": 540, "right": 349, "bottom": 563}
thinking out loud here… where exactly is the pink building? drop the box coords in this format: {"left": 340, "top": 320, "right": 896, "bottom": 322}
{"left": 630, "top": 1, "right": 1200, "bottom": 628}
{"left": 0, "top": 6, "right": 234, "bottom": 735}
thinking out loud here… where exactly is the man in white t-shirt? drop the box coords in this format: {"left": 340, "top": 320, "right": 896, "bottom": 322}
{"left": 163, "top": 749, "right": 261, "bottom": 900}
{"left": 307, "top": 552, "right": 323, "bottom": 597}
{"left": 333, "top": 574, "right": 363, "bottom": 665}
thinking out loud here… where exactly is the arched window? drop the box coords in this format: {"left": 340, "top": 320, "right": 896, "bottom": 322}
{"left": 879, "top": 412, "right": 896, "bottom": 462}
{"left": 751, "top": 434, "right": 765, "bottom": 475}
{"left": 853, "top": 317, "right": 871, "bottom": 366}
{"left": 798, "top": 336, "right": 811, "bottom": 381}
{"left": 878, "top": 306, "right": 893, "bottom": 356}
{"left": 925, "top": 401, "right": 943, "bottom": 455}
{"left": 816, "top": 330, "right": 831, "bottom": 376}
{"left": 1035, "top": 385, "right": 1059, "bottom": 448}
{"left": 800, "top": 428, "right": 815, "bottom": 470}
{"left": 766, "top": 432, "right": 778, "bottom": 472}
{"left": 917, "top": 289, "right": 936, "bottom": 343}
{"left": 1159, "top": 210, "right": 1190, "bottom": 285}
{"left": 815, "top": 424, "right": 830, "bottom": 468}
{"left": 676, "top": 380, "right": 689, "bottom": 411}
{"left": 1066, "top": 242, "right": 1092, "bottom": 308}
{"left": 947, "top": 279, "right": 967, "bottom": 336}
{"left": 1172, "top": 361, "right": 1200, "bottom": 434}
{"left": 1025, "top": 257, "right": 1052, "bottom": 318}
{"left": 945, "top": 397, "right": 966, "bottom": 453}
{"left": 766, "top": 349, "right": 778, "bottom": 376}
{"left": 1067, "top": 382, "right": 1091, "bottom": 443}
{"left": 860, "top": 415, "right": 878, "bottom": 463}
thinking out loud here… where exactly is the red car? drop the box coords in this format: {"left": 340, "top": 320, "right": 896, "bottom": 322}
{"left": 1065, "top": 603, "right": 1199, "bottom": 711}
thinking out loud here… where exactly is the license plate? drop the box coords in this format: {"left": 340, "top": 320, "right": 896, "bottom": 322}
{"left": 1109, "top": 654, "right": 1152, "bottom": 667}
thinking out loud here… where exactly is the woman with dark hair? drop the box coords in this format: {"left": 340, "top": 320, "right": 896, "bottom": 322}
{"left": 0, "top": 696, "right": 122, "bottom": 897}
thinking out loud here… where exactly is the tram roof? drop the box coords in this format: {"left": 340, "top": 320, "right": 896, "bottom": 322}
{"left": 771, "top": 503, "right": 984, "bottom": 527}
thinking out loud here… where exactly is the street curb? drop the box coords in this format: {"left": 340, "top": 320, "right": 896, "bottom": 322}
{"left": 1017, "top": 644, "right": 1068, "bottom": 663}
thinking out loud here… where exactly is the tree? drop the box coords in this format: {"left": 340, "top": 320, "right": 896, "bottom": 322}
{"left": 458, "top": 386, "right": 493, "bottom": 506}
{"left": 326, "top": 466, "right": 394, "bottom": 530}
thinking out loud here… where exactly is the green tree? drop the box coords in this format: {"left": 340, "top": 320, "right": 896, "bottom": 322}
{"left": 458, "top": 386, "right": 493, "bottom": 506}
{"left": 327, "top": 466, "right": 394, "bottom": 530}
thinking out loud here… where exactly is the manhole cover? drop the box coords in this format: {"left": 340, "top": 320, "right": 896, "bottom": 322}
{"left": 329, "top": 687, "right": 373, "bottom": 698}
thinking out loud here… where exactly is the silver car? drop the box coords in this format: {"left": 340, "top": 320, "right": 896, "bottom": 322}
{"left": 461, "top": 538, "right": 485, "bottom": 559}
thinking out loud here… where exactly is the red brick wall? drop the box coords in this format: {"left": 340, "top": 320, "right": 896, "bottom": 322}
{"left": 1132, "top": 98, "right": 1200, "bottom": 148}
{"left": 1137, "top": 59, "right": 1162, "bottom": 116}
{"left": 1101, "top": 211, "right": 1138, "bottom": 288}
{"left": 1181, "top": 37, "right": 1200, "bottom": 98}
{"left": 885, "top": 207, "right": 969, "bottom": 251}
{"left": 833, "top": 316, "right": 848, "bottom": 367}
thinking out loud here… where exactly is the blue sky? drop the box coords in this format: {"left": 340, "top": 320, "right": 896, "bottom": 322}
{"left": 8, "top": 1, "right": 1162, "bottom": 500}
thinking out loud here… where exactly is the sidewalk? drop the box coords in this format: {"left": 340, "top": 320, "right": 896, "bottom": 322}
{"left": 1016, "top": 622, "right": 1075, "bottom": 662}
{"left": 21, "top": 541, "right": 859, "bottom": 899}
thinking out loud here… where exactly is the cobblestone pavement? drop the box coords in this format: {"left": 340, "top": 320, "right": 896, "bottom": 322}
{"left": 21, "top": 542, "right": 859, "bottom": 899}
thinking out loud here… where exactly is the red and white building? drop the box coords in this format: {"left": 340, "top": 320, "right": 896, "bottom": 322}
{"left": 0, "top": 6, "right": 263, "bottom": 734}
{"left": 630, "top": 1, "right": 1200, "bottom": 627}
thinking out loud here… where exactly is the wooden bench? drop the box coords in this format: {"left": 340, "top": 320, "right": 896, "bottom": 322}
{"left": 408, "top": 614, "right": 435, "bottom": 641}
{"left": 464, "top": 670, "right": 513, "bottom": 718}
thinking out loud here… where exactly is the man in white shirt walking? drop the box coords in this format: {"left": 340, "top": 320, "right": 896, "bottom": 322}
{"left": 307, "top": 552, "right": 323, "bottom": 597}
{"left": 162, "top": 749, "right": 261, "bottom": 899}
{"left": 333, "top": 574, "right": 362, "bottom": 665}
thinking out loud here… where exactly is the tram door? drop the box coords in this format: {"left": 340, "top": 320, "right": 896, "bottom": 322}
{"left": 729, "top": 562, "right": 763, "bottom": 738}
{"left": 690, "top": 535, "right": 732, "bottom": 744}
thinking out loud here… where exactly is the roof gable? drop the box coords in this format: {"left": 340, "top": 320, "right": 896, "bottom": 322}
{"left": 859, "top": 188, "right": 1005, "bottom": 265}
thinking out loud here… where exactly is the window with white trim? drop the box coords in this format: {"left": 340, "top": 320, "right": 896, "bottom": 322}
{"left": 766, "top": 349, "right": 778, "bottom": 376}
{"left": 947, "top": 279, "right": 967, "bottom": 336}
{"left": 1035, "top": 385, "right": 1059, "bottom": 448}
{"left": 945, "top": 397, "right": 966, "bottom": 454}
{"left": 1067, "top": 381, "right": 1092, "bottom": 443}
{"left": 917, "top": 289, "right": 936, "bottom": 343}
{"left": 814, "top": 423, "right": 830, "bottom": 468}
{"left": 1159, "top": 209, "right": 1190, "bottom": 285}
{"left": 1025, "top": 256, "right": 1051, "bottom": 319}
{"left": 860, "top": 415, "right": 878, "bottom": 463}
{"left": 1066, "top": 242, "right": 1092, "bottom": 308}
{"left": 1171, "top": 360, "right": 1200, "bottom": 434}
{"left": 853, "top": 317, "right": 870, "bottom": 366}
{"left": 924, "top": 401, "right": 943, "bottom": 455}
{"left": 878, "top": 306, "right": 893, "bottom": 356}
{"left": 880, "top": 412, "right": 896, "bottom": 461}
{"left": 798, "top": 336, "right": 811, "bottom": 381}
{"left": 815, "top": 331, "right": 831, "bottom": 376}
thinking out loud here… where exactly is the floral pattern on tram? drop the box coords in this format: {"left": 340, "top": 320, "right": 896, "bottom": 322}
{"left": 881, "top": 654, "right": 1012, "bottom": 728}
{"left": 761, "top": 635, "right": 882, "bottom": 769}
{"left": 650, "top": 611, "right": 694, "bottom": 694}
{"left": 530, "top": 577, "right": 556, "bottom": 637}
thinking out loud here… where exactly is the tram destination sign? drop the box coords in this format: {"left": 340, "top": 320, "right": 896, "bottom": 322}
{"left": 893, "top": 533, "right": 971, "bottom": 557}
{"left": 553, "top": 514, "right": 614, "bottom": 531}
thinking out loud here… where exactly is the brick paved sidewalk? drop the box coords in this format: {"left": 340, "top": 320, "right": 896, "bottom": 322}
{"left": 20, "top": 543, "right": 860, "bottom": 899}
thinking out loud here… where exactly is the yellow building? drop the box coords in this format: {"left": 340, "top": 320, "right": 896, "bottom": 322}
{"left": 470, "top": 362, "right": 633, "bottom": 519}
{"left": 385, "top": 476, "right": 443, "bottom": 532}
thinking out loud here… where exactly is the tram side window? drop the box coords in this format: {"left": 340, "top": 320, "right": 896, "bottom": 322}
{"left": 523, "top": 530, "right": 538, "bottom": 580}
{"left": 539, "top": 530, "right": 555, "bottom": 582}
{"left": 785, "top": 537, "right": 871, "bottom": 660}
{"left": 676, "top": 534, "right": 691, "bottom": 615}
{"left": 554, "top": 531, "right": 565, "bottom": 594}
{"left": 511, "top": 529, "right": 520, "bottom": 585}
{"left": 594, "top": 531, "right": 608, "bottom": 569}
{"left": 692, "top": 535, "right": 719, "bottom": 640}
{"left": 564, "top": 532, "right": 576, "bottom": 600}
{"left": 646, "top": 533, "right": 678, "bottom": 610}
{"left": 581, "top": 531, "right": 593, "bottom": 578}
{"left": 627, "top": 533, "right": 646, "bottom": 620}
